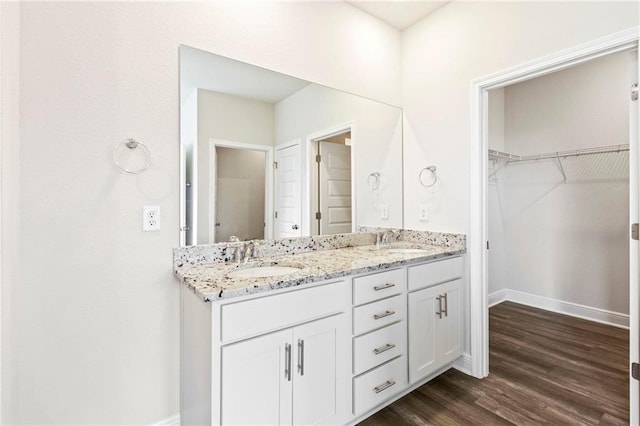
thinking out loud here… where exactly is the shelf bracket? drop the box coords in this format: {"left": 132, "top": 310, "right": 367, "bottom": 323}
{"left": 555, "top": 156, "right": 567, "bottom": 183}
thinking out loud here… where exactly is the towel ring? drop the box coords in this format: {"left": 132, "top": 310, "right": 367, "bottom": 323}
{"left": 419, "top": 166, "right": 438, "bottom": 187}
{"left": 113, "top": 138, "right": 152, "bottom": 174}
{"left": 367, "top": 172, "right": 381, "bottom": 190}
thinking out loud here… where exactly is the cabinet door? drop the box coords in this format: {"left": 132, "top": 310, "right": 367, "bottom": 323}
{"left": 408, "top": 285, "right": 439, "bottom": 384}
{"left": 436, "top": 279, "right": 463, "bottom": 364}
{"left": 221, "top": 329, "right": 293, "bottom": 425}
{"left": 292, "top": 314, "right": 348, "bottom": 425}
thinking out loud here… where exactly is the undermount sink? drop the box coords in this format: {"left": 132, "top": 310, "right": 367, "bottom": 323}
{"left": 227, "top": 265, "right": 303, "bottom": 279}
{"left": 385, "top": 248, "right": 430, "bottom": 254}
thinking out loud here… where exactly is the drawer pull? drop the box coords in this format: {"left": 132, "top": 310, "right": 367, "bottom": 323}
{"left": 373, "top": 310, "right": 396, "bottom": 320}
{"left": 373, "top": 343, "right": 396, "bottom": 355}
{"left": 373, "top": 283, "right": 395, "bottom": 291}
{"left": 373, "top": 380, "right": 396, "bottom": 394}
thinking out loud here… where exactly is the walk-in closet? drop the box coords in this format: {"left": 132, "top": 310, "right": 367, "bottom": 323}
{"left": 488, "top": 50, "right": 630, "bottom": 320}
{"left": 486, "top": 50, "right": 632, "bottom": 420}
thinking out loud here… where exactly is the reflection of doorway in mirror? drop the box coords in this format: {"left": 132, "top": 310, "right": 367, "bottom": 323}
{"left": 313, "top": 130, "right": 352, "bottom": 235}
{"left": 211, "top": 145, "right": 269, "bottom": 243}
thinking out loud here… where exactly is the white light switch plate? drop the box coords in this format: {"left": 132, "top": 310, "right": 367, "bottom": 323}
{"left": 380, "top": 204, "right": 388, "bottom": 220}
{"left": 419, "top": 204, "right": 428, "bottom": 221}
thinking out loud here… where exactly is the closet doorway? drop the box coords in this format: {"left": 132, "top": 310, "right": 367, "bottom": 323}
{"left": 469, "top": 30, "right": 640, "bottom": 423}
{"left": 486, "top": 50, "right": 632, "bottom": 421}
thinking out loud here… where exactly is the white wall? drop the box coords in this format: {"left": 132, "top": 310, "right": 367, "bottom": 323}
{"left": 0, "top": 1, "right": 21, "bottom": 422}
{"left": 197, "top": 90, "right": 274, "bottom": 244}
{"left": 275, "top": 84, "right": 403, "bottom": 233}
{"left": 11, "top": 2, "right": 401, "bottom": 424}
{"left": 490, "top": 52, "right": 630, "bottom": 314}
{"left": 402, "top": 1, "right": 639, "bottom": 233}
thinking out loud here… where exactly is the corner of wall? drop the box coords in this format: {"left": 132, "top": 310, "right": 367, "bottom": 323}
{"left": 0, "top": 1, "right": 21, "bottom": 424}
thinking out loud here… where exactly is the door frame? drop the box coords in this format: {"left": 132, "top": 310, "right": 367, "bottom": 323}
{"left": 305, "top": 122, "right": 356, "bottom": 235}
{"left": 469, "top": 26, "right": 639, "bottom": 415}
{"left": 208, "top": 139, "right": 274, "bottom": 243}
{"left": 274, "top": 139, "right": 302, "bottom": 238}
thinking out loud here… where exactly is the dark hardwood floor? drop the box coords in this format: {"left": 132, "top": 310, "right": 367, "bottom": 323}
{"left": 360, "top": 301, "right": 629, "bottom": 425}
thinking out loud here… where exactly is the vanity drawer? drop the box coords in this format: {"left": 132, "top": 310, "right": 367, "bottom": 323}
{"left": 353, "top": 321, "right": 406, "bottom": 375}
{"left": 220, "top": 280, "right": 345, "bottom": 342}
{"left": 353, "top": 295, "right": 405, "bottom": 336}
{"left": 408, "top": 256, "right": 463, "bottom": 292}
{"left": 353, "top": 355, "right": 407, "bottom": 415}
{"left": 353, "top": 269, "right": 405, "bottom": 306}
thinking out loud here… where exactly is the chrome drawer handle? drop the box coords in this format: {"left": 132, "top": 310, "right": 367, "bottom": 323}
{"left": 373, "top": 310, "right": 396, "bottom": 320}
{"left": 373, "top": 380, "right": 396, "bottom": 394}
{"left": 373, "top": 343, "right": 396, "bottom": 355}
{"left": 373, "top": 283, "right": 395, "bottom": 291}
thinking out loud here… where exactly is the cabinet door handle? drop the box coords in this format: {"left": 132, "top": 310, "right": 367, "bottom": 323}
{"left": 373, "top": 310, "right": 396, "bottom": 320}
{"left": 373, "top": 343, "right": 396, "bottom": 355}
{"left": 443, "top": 293, "right": 448, "bottom": 317}
{"left": 284, "top": 343, "right": 292, "bottom": 381}
{"left": 436, "top": 295, "right": 443, "bottom": 319}
{"left": 373, "top": 283, "right": 395, "bottom": 291}
{"left": 297, "top": 339, "right": 305, "bottom": 376}
{"left": 373, "top": 380, "right": 396, "bottom": 394}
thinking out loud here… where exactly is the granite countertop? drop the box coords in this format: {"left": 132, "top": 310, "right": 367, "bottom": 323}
{"left": 174, "top": 241, "right": 465, "bottom": 302}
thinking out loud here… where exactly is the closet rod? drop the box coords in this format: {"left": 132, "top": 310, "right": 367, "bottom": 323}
{"left": 489, "top": 144, "right": 629, "bottom": 163}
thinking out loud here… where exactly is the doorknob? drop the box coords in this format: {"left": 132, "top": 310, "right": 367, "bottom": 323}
{"left": 292, "top": 224, "right": 299, "bottom": 230}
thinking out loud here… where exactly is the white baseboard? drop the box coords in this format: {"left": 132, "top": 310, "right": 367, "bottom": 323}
{"left": 453, "top": 352, "right": 472, "bottom": 375}
{"left": 151, "top": 414, "right": 180, "bottom": 426}
{"left": 489, "top": 288, "right": 629, "bottom": 329}
{"left": 488, "top": 289, "right": 507, "bottom": 307}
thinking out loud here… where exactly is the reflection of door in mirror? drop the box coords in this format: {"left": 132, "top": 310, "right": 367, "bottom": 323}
{"left": 274, "top": 142, "right": 302, "bottom": 239}
{"left": 213, "top": 146, "right": 266, "bottom": 243}
{"left": 313, "top": 131, "right": 352, "bottom": 235}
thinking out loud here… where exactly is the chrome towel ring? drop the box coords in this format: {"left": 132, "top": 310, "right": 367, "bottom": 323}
{"left": 113, "top": 138, "right": 152, "bottom": 174}
{"left": 419, "top": 165, "right": 438, "bottom": 187}
{"left": 367, "top": 172, "right": 381, "bottom": 190}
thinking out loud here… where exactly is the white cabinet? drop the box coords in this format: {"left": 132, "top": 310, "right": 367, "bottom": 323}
{"left": 408, "top": 278, "right": 463, "bottom": 384}
{"left": 221, "top": 314, "right": 348, "bottom": 425}
{"left": 221, "top": 329, "right": 291, "bottom": 425}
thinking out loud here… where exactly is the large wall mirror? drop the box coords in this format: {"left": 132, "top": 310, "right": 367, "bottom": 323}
{"left": 180, "top": 45, "right": 403, "bottom": 246}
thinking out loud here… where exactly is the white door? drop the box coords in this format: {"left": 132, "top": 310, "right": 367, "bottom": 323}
{"left": 221, "top": 329, "right": 293, "bottom": 425}
{"left": 318, "top": 141, "right": 352, "bottom": 235}
{"left": 292, "top": 314, "right": 348, "bottom": 425}
{"left": 436, "top": 279, "right": 463, "bottom": 363}
{"left": 408, "top": 285, "right": 438, "bottom": 384}
{"left": 630, "top": 48, "right": 639, "bottom": 426}
{"left": 275, "top": 143, "right": 302, "bottom": 239}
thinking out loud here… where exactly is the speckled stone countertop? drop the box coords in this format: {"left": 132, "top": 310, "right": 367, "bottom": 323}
{"left": 174, "top": 230, "right": 466, "bottom": 302}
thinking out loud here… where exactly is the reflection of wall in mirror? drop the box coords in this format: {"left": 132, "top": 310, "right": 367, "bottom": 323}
{"left": 197, "top": 89, "right": 274, "bottom": 244}
{"left": 215, "top": 147, "right": 266, "bottom": 243}
{"left": 275, "top": 84, "right": 403, "bottom": 231}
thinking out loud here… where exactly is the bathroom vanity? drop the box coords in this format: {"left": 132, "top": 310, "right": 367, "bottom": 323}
{"left": 175, "top": 230, "right": 466, "bottom": 425}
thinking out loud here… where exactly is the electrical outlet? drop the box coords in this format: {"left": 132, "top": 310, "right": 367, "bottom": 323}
{"left": 143, "top": 206, "right": 161, "bottom": 231}
{"left": 380, "top": 204, "right": 389, "bottom": 220}
{"left": 419, "top": 204, "right": 428, "bottom": 221}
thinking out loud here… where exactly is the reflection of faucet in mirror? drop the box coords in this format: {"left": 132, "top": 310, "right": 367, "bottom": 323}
{"left": 243, "top": 241, "right": 260, "bottom": 264}
{"left": 377, "top": 229, "right": 398, "bottom": 247}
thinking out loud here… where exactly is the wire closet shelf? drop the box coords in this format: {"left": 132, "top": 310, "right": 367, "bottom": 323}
{"left": 488, "top": 144, "right": 629, "bottom": 183}
{"left": 488, "top": 144, "right": 629, "bottom": 163}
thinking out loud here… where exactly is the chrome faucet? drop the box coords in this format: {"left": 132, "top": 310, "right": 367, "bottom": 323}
{"left": 243, "top": 240, "right": 260, "bottom": 263}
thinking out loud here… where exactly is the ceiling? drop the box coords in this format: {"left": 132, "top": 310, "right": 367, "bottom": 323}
{"left": 345, "top": 1, "right": 449, "bottom": 30}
